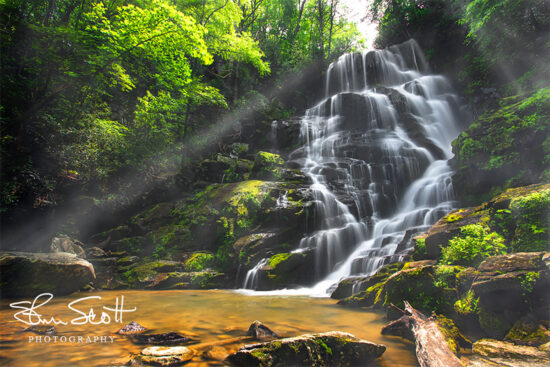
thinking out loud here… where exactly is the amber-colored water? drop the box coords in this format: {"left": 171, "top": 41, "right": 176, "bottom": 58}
{"left": 0, "top": 290, "right": 418, "bottom": 366}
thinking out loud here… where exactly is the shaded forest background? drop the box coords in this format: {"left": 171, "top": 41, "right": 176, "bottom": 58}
{"left": 1, "top": 0, "right": 549, "bottom": 244}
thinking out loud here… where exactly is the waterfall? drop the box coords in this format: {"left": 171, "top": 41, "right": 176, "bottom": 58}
{"left": 242, "top": 39, "right": 469, "bottom": 295}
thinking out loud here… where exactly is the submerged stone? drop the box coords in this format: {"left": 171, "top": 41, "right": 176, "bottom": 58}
{"left": 129, "top": 332, "right": 199, "bottom": 346}
{"left": 132, "top": 346, "right": 194, "bottom": 366}
{"left": 225, "top": 331, "right": 385, "bottom": 367}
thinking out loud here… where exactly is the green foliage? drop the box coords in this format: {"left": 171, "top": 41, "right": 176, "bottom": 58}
{"left": 440, "top": 224, "right": 507, "bottom": 266}
{"left": 185, "top": 252, "right": 215, "bottom": 272}
{"left": 510, "top": 189, "right": 550, "bottom": 252}
{"left": 519, "top": 272, "right": 540, "bottom": 294}
{"left": 454, "top": 290, "right": 479, "bottom": 315}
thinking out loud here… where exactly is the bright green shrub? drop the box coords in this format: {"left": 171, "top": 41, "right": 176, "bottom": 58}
{"left": 441, "top": 224, "right": 507, "bottom": 266}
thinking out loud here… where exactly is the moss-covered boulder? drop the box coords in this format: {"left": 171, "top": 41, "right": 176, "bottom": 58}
{"left": 505, "top": 315, "right": 550, "bottom": 347}
{"left": 0, "top": 252, "right": 95, "bottom": 297}
{"left": 451, "top": 88, "right": 550, "bottom": 205}
{"left": 253, "top": 250, "right": 316, "bottom": 290}
{"left": 225, "top": 331, "right": 386, "bottom": 367}
{"left": 250, "top": 151, "right": 285, "bottom": 180}
{"left": 121, "top": 260, "right": 182, "bottom": 287}
{"left": 472, "top": 252, "right": 550, "bottom": 338}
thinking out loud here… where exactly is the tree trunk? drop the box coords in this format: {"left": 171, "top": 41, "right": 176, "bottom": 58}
{"left": 383, "top": 302, "right": 464, "bottom": 367}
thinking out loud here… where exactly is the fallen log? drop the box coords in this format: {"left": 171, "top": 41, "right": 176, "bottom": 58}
{"left": 383, "top": 301, "right": 463, "bottom": 367}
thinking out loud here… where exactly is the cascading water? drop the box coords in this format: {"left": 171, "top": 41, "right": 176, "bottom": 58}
{"left": 242, "top": 39, "right": 469, "bottom": 295}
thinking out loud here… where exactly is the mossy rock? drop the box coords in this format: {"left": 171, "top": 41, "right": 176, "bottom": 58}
{"left": 250, "top": 151, "right": 285, "bottom": 180}
{"left": 505, "top": 315, "right": 550, "bottom": 347}
{"left": 122, "top": 260, "right": 182, "bottom": 287}
{"left": 380, "top": 265, "right": 457, "bottom": 315}
{"left": 435, "top": 314, "right": 472, "bottom": 355}
{"left": 253, "top": 250, "right": 316, "bottom": 290}
{"left": 131, "top": 203, "right": 175, "bottom": 231}
{"left": 451, "top": 88, "right": 550, "bottom": 205}
{"left": 332, "top": 262, "right": 404, "bottom": 300}
{"left": 225, "top": 332, "right": 386, "bottom": 367}
{"left": 146, "top": 271, "right": 226, "bottom": 289}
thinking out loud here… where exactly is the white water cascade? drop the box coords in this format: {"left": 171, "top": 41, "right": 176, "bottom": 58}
{"left": 241, "top": 40, "right": 469, "bottom": 296}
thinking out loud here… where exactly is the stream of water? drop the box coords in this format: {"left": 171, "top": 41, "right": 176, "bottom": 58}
{"left": 0, "top": 290, "right": 418, "bottom": 366}
{"left": 243, "top": 39, "right": 468, "bottom": 295}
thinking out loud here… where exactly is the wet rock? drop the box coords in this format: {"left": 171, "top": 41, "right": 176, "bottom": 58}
{"left": 86, "top": 246, "right": 107, "bottom": 258}
{"left": 117, "top": 321, "right": 147, "bottom": 335}
{"left": 0, "top": 252, "right": 95, "bottom": 297}
{"left": 50, "top": 235, "right": 86, "bottom": 258}
{"left": 467, "top": 339, "right": 550, "bottom": 367}
{"left": 225, "top": 331, "right": 385, "bottom": 366}
{"left": 247, "top": 321, "right": 280, "bottom": 341}
{"left": 131, "top": 346, "right": 194, "bottom": 366}
{"left": 128, "top": 332, "right": 199, "bottom": 346}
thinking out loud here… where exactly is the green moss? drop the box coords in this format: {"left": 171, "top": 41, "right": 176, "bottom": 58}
{"left": 185, "top": 252, "right": 215, "bottom": 272}
{"left": 435, "top": 315, "right": 468, "bottom": 355}
{"left": 412, "top": 238, "right": 428, "bottom": 260}
{"left": 316, "top": 339, "right": 333, "bottom": 355}
{"left": 452, "top": 88, "right": 550, "bottom": 203}
{"left": 268, "top": 253, "right": 292, "bottom": 268}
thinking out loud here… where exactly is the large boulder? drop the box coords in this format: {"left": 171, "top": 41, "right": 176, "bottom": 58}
{"left": 472, "top": 252, "right": 550, "bottom": 338}
{"left": 225, "top": 331, "right": 385, "bottom": 366}
{"left": 0, "top": 252, "right": 95, "bottom": 297}
{"left": 50, "top": 235, "right": 86, "bottom": 258}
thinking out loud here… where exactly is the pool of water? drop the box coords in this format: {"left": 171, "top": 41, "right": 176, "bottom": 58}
{"left": 0, "top": 290, "right": 418, "bottom": 366}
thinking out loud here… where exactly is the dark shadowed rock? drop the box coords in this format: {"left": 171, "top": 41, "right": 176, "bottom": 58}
{"left": 247, "top": 321, "right": 280, "bottom": 341}
{"left": 0, "top": 252, "right": 95, "bottom": 297}
{"left": 381, "top": 316, "right": 414, "bottom": 341}
{"left": 128, "top": 332, "right": 199, "bottom": 346}
{"left": 86, "top": 246, "right": 107, "bottom": 258}
{"left": 225, "top": 331, "right": 385, "bottom": 366}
